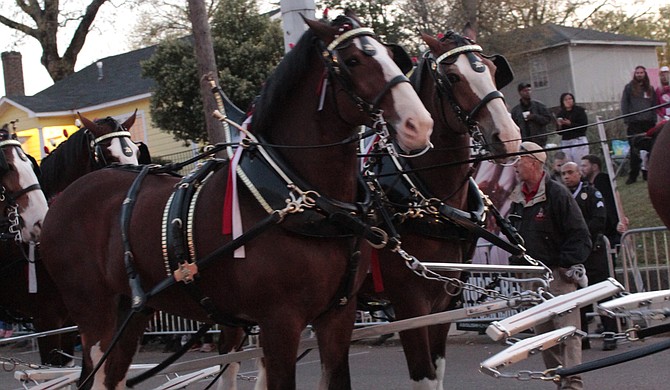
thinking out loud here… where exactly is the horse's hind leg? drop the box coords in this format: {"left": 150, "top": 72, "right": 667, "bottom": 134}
{"left": 397, "top": 325, "right": 439, "bottom": 390}
{"left": 215, "top": 326, "right": 246, "bottom": 390}
{"left": 76, "top": 296, "right": 151, "bottom": 389}
{"left": 312, "top": 300, "right": 357, "bottom": 390}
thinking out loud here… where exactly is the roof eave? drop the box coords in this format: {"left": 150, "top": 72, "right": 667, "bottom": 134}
{"left": 16, "top": 93, "right": 153, "bottom": 119}
{"left": 512, "top": 40, "right": 664, "bottom": 56}
{"left": 0, "top": 97, "right": 38, "bottom": 117}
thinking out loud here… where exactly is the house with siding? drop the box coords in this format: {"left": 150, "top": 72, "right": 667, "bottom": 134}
{"left": 0, "top": 47, "right": 197, "bottom": 163}
{"left": 487, "top": 24, "right": 665, "bottom": 114}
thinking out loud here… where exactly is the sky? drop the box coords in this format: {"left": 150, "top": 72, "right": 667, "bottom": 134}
{"left": 0, "top": 0, "right": 662, "bottom": 98}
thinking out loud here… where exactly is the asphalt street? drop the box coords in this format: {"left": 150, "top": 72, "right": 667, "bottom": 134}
{"left": 2, "top": 328, "right": 670, "bottom": 390}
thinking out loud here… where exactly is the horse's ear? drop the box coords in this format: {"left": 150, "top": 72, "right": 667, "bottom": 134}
{"left": 78, "top": 113, "right": 98, "bottom": 133}
{"left": 303, "top": 15, "right": 338, "bottom": 44}
{"left": 462, "top": 22, "right": 477, "bottom": 42}
{"left": 122, "top": 109, "right": 137, "bottom": 131}
{"left": 421, "top": 32, "right": 442, "bottom": 54}
{"left": 343, "top": 9, "right": 361, "bottom": 23}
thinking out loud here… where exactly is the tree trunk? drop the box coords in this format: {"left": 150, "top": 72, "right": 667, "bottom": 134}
{"left": 187, "top": 0, "right": 225, "bottom": 147}
{"left": 461, "top": 0, "right": 478, "bottom": 32}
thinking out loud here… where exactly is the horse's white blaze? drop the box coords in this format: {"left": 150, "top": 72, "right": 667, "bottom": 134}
{"left": 108, "top": 137, "right": 140, "bottom": 165}
{"left": 455, "top": 55, "right": 520, "bottom": 152}
{"left": 356, "top": 38, "right": 433, "bottom": 152}
{"left": 11, "top": 147, "right": 48, "bottom": 241}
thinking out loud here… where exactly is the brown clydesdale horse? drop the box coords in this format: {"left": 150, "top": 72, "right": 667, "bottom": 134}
{"left": 648, "top": 120, "right": 670, "bottom": 228}
{"left": 39, "top": 12, "right": 432, "bottom": 390}
{"left": 0, "top": 113, "right": 147, "bottom": 366}
{"left": 358, "top": 28, "right": 520, "bottom": 389}
{"left": 0, "top": 130, "right": 56, "bottom": 362}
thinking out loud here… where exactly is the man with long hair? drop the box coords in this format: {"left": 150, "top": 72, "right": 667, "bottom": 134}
{"left": 620, "top": 65, "right": 657, "bottom": 184}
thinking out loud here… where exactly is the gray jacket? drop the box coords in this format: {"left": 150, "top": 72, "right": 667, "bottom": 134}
{"left": 621, "top": 81, "right": 658, "bottom": 124}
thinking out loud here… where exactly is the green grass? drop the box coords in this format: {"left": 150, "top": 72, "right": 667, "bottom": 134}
{"left": 615, "top": 176, "right": 664, "bottom": 229}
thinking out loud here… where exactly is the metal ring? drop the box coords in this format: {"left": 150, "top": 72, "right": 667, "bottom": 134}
{"left": 367, "top": 226, "right": 388, "bottom": 249}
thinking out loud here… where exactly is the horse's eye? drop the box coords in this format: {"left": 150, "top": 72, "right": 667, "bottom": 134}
{"left": 446, "top": 74, "right": 460, "bottom": 84}
{"left": 345, "top": 58, "right": 360, "bottom": 67}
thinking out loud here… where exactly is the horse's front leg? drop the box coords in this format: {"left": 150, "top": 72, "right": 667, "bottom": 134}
{"left": 255, "top": 317, "right": 303, "bottom": 390}
{"left": 312, "top": 299, "right": 358, "bottom": 390}
{"left": 392, "top": 297, "right": 440, "bottom": 390}
{"left": 428, "top": 322, "right": 450, "bottom": 390}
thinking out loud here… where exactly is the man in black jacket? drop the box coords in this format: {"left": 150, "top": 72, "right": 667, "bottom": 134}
{"left": 561, "top": 161, "right": 618, "bottom": 350}
{"left": 510, "top": 143, "right": 592, "bottom": 390}
{"left": 511, "top": 83, "right": 553, "bottom": 146}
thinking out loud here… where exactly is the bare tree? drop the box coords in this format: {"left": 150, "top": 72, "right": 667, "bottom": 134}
{"left": 187, "top": 0, "right": 224, "bottom": 145}
{"left": 128, "top": 0, "right": 218, "bottom": 49}
{"left": 0, "top": 0, "right": 110, "bottom": 82}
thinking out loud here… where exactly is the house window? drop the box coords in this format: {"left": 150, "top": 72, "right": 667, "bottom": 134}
{"left": 530, "top": 56, "right": 548, "bottom": 89}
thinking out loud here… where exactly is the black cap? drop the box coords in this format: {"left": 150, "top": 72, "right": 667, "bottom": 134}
{"left": 518, "top": 82, "right": 531, "bottom": 91}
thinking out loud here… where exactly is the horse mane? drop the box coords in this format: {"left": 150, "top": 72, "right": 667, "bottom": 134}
{"left": 39, "top": 129, "right": 92, "bottom": 193}
{"left": 251, "top": 28, "right": 317, "bottom": 137}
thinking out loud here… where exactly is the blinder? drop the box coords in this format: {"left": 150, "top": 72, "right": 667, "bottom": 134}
{"left": 483, "top": 54, "right": 514, "bottom": 89}
{"left": 0, "top": 149, "right": 8, "bottom": 177}
{"left": 0, "top": 140, "right": 21, "bottom": 177}
{"left": 318, "top": 15, "right": 412, "bottom": 115}
{"left": 387, "top": 43, "right": 414, "bottom": 75}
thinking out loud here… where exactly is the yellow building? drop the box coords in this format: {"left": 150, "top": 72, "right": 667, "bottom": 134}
{"left": 0, "top": 47, "right": 197, "bottom": 164}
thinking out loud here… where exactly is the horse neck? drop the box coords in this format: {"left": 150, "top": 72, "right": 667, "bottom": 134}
{"left": 41, "top": 136, "right": 95, "bottom": 199}
{"left": 257, "top": 66, "right": 360, "bottom": 203}
{"left": 412, "top": 81, "right": 472, "bottom": 207}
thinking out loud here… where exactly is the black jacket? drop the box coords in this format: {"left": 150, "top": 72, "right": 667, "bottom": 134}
{"left": 510, "top": 175, "right": 592, "bottom": 268}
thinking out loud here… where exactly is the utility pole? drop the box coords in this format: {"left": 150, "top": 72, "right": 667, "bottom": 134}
{"left": 280, "top": 0, "right": 316, "bottom": 53}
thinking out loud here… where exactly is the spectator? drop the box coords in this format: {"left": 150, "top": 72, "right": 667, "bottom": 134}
{"left": 656, "top": 66, "right": 670, "bottom": 120}
{"left": 621, "top": 65, "right": 657, "bottom": 184}
{"left": 509, "top": 142, "right": 591, "bottom": 390}
{"left": 560, "top": 162, "right": 618, "bottom": 351}
{"left": 551, "top": 151, "right": 568, "bottom": 182}
{"left": 556, "top": 93, "right": 589, "bottom": 162}
{"left": 580, "top": 154, "right": 629, "bottom": 246}
{"left": 511, "top": 82, "right": 553, "bottom": 146}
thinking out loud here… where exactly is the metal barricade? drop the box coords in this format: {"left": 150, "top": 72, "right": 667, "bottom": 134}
{"left": 616, "top": 226, "right": 670, "bottom": 330}
{"left": 618, "top": 226, "right": 670, "bottom": 293}
{"left": 457, "top": 242, "right": 526, "bottom": 332}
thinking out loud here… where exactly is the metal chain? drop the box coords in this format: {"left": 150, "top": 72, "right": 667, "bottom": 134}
{"left": 237, "top": 374, "right": 257, "bottom": 382}
{"left": 493, "top": 368, "right": 560, "bottom": 382}
{"left": 0, "top": 356, "right": 49, "bottom": 372}
{"left": 394, "top": 245, "right": 548, "bottom": 303}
